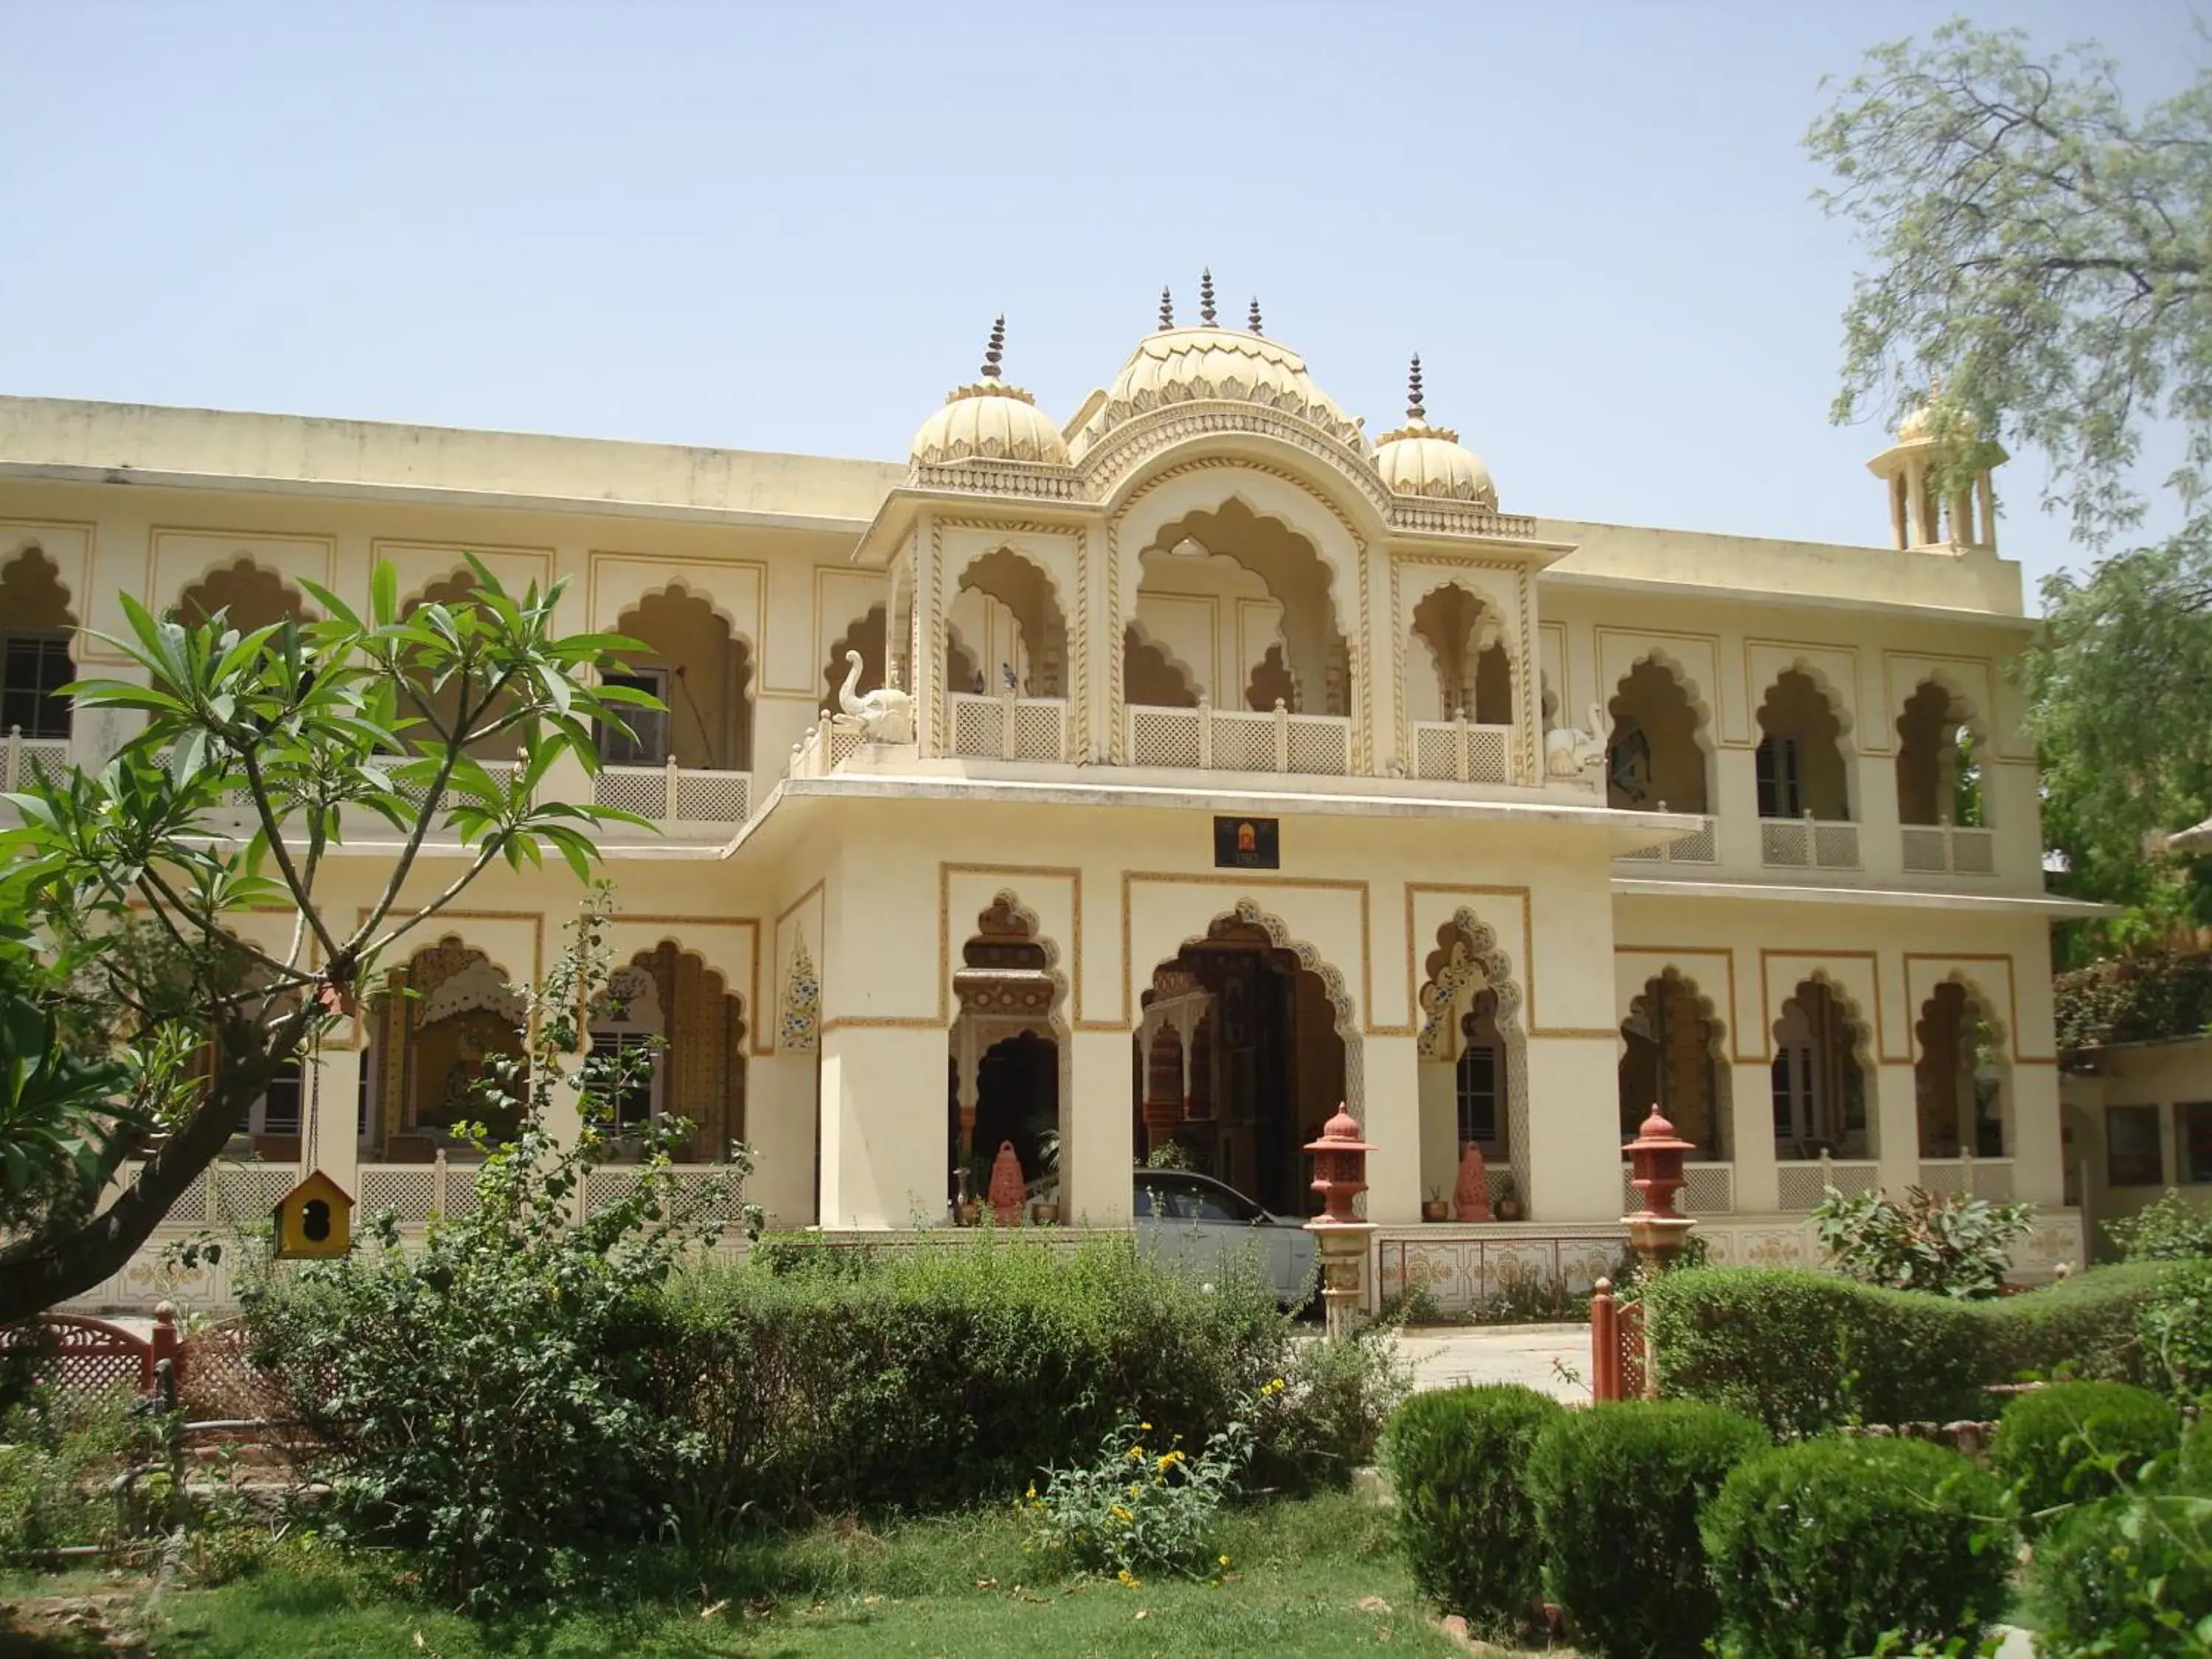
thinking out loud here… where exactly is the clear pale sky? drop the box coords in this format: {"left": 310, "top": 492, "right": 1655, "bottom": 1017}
{"left": 2, "top": 1, "right": 2201, "bottom": 600}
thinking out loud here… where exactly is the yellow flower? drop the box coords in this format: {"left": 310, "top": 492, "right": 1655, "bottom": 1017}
{"left": 1110, "top": 1503, "right": 1133, "bottom": 1522}
{"left": 1125, "top": 1447, "right": 1144, "bottom": 1461}
{"left": 1026, "top": 1484, "right": 1037, "bottom": 1500}
{"left": 1218, "top": 1554, "right": 1231, "bottom": 1567}
{"left": 1139, "top": 1422, "right": 1152, "bottom": 1430}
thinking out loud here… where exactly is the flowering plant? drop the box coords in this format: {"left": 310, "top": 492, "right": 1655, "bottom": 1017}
{"left": 1021, "top": 1379, "right": 1281, "bottom": 1579}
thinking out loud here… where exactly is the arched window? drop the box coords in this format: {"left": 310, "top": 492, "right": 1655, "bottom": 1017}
{"left": 1915, "top": 981, "right": 2007, "bottom": 1158}
{"left": 0, "top": 547, "right": 79, "bottom": 741}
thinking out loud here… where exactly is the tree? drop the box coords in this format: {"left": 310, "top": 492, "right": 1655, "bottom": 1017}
{"left": 0, "top": 559, "right": 650, "bottom": 1322}
{"left": 1808, "top": 20, "right": 2212, "bottom": 931}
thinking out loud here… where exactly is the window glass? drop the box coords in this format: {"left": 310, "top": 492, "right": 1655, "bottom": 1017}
{"left": 2177, "top": 1102, "right": 2212, "bottom": 1186}
{"left": 259, "top": 1059, "right": 302, "bottom": 1135}
{"left": 2107, "top": 1104, "right": 2164, "bottom": 1187}
{"left": 1193, "top": 1183, "right": 1256, "bottom": 1223}
{"left": 1455, "top": 1045, "right": 1498, "bottom": 1144}
{"left": 1, "top": 634, "right": 73, "bottom": 740}
{"left": 1132, "top": 1184, "right": 1154, "bottom": 1219}
{"left": 589, "top": 1031, "right": 657, "bottom": 1127}
{"left": 595, "top": 670, "right": 669, "bottom": 766}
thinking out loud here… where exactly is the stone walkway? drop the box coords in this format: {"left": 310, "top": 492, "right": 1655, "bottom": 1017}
{"left": 1395, "top": 1322, "right": 1593, "bottom": 1402}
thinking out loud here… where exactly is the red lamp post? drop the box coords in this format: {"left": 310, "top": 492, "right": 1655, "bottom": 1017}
{"left": 1304, "top": 1107, "right": 1377, "bottom": 1340}
{"left": 1622, "top": 1105, "right": 1697, "bottom": 1270}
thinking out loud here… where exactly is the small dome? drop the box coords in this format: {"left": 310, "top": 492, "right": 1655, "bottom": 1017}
{"left": 1370, "top": 356, "right": 1498, "bottom": 509}
{"left": 910, "top": 317, "right": 1071, "bottom": 468}
{"left": 910, "top": 384, "right": 1070, "bottom": 467}
{"left": 1071, "top": 285, "right": 1365, "bottom": 458}
{"left": 1897, "top": 391, "right": 1981, "bottom": 445}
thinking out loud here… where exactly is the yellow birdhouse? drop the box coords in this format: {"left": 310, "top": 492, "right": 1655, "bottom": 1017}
{"left": 272, "top": 1170, "right": 353, "bottom": 1260}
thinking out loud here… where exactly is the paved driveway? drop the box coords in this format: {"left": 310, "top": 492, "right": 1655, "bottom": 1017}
{"left": 1395, "top": 1322, "right": 1591, "bottom": 1402}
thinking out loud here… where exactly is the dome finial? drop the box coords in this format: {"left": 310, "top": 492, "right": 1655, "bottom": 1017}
{"left": 1158, "top": 286, "right": 1175, "bottom": 330}
{"left": 1248, "top": 297, "right": 1263, "bottom": 335}
{"left": 1407, "top": 353, "right": 1426, "bottom": 423}
{"left": 1199, "top": 267, "right": 1217, "bottom": 327}
{"left": 980, "top": 315, "right": 1005, "bottom": 382}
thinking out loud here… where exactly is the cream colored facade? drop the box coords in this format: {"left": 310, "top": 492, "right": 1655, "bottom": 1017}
{"left": 0, "top": 307, "right": 2092, "bottom": 1311}
{"left": 2060, "top": 1035, "right": 2212, "bottom": 1259}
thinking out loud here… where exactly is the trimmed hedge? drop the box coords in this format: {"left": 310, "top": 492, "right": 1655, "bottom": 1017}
{"left": 1526, "top": 1400, "right": 1766, "bottom": 1659}
{"left": 1702, "top": 1436, "right": 2012, "bottom": 1659}
{"left": 1380, "top": 1384, "right": 1562, "bottom": 1643}
{"left": 1992, "top": 1381, "right": 2181, "bottom": 1527}
{"left": 652, "top": 1234, "right": 1397, "bottom": 1517}
{"left": 1644, "top": 1264, "right": 2174, "bottom": 1436}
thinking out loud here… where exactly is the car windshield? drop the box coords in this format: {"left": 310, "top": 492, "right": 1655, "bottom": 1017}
{"left": 1136, "top": 1174, "right": 1261, "bottom": 1224}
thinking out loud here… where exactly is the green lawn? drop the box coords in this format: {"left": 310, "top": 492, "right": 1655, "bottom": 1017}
{"left": 3, "top": 1492, "right": 1481, "bottom": 1658}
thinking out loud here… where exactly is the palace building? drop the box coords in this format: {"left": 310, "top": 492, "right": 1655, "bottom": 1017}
{"left": 0, "top": 286, "right": 2090, "bottom": 1310}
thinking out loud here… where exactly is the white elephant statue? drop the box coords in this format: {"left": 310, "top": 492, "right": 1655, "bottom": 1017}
{"left": 1544, "top": 702, "right": 1608, "bottom": 784}
{"left": 830, "top": 650, "right": 917, "bottom": 745}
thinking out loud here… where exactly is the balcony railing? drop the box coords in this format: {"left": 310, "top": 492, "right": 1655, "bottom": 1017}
{"left": 593, "top": 759, "right": 751, "bottom": 827}
{"left": 1409, "top": 718, "right": 1516, "bottom": 785}
{"left": 1125, "top": 700, "right": 1352, "bottom": 776}
{"left": 790, "top": 720, "right": 863, "bottom": 780}
{"left": 1901, "top": 823, "right": 1996, "bottom": 876}
{"left": 947, "top": 692, "right": 1070, "bottom": 763}
{"left": 1777, "top": 1156, "right": 1882, "bottom": 1211}
{"left": 1760, "top": 813, "right": 1861, "bottom": 872}
{"left": 1, "top": 726, "right": 71, "bottom": 790}
{"left": 1917, "top": 1156, "right": 2014, "bottom": 1200}
{"left": 1621, "top": 1160, "right": 1735, "bottom": 1214}
{"left": 1618, "top": 813, "right": 1718, "bottom": 865}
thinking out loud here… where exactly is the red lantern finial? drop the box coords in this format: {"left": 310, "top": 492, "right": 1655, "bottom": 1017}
{"left": 1305, "top": 1105, "right": 1375, "bottom": 1224}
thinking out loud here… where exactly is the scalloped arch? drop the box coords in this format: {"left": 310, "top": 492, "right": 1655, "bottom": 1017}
{"left": 1775, "top": 970, "right": 1877, "bottom": 1074}
{"left": 1759, "top": 656, "right": 1858, "bottom": 739}
{"left": 612, "top": 579, "right": 756, "bottom": 656}
{"left": 1613, "top": 646, "right": 1717, "bottom": 750}
{"left": 1172, "top": 900, "right": 1365, "bottom": 1118}
{"left": 1621, "top": 966, "right": 1730, "bottom": 1058}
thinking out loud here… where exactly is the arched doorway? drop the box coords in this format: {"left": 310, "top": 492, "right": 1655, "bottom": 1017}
{"left": 361, "top": 938, "right": 527, "bottom": 1160}
{"left": 1607, "top": 659, "right": 1708, "bottom": 813}
{"left": 1771, "top": 978, "right": 1872, "bottom": 1161}
{"left": 1915, "top": 979, "right": 2007, "bottom": 1161}
{"left": 175, "top": 559, "right": 307, "bottom": 633}
{"left": 948, "top": 894, "right": 1067, "bottom": 1215}
{"left": 1416, "top": 914, "right": 1528, "bottom": 1212}
{"left": 1135, "top": 911, "right": 1349, "bottom": 1215}
{"left": 1896, "top": 681, "right": 1986, "bottom": 827}
{"left": 608, "top": 587, "right": 756, "bottom": 773}
{"left": 1618, "top": 970, "right": 1729, "bottom": 1155}
{"left": 1754, "top": 669, "right": 1852, "bottom": 821}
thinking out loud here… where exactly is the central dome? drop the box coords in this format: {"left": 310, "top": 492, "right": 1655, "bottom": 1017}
{"left": 1070, "top": 324, "right": 1366, "bottom": 459}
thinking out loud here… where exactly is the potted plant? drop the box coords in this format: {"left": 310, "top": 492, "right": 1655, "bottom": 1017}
{"left": 1494, "top": 1170, "right": 1523, "bottom": 1222}
{"left": 1420, "top": 1185, "right": 1451, "bottom": 1223}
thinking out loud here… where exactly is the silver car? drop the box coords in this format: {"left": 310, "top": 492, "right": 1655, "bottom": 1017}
{"left": 1133, "top": 1169, "right": 1318, "bottom": 1307}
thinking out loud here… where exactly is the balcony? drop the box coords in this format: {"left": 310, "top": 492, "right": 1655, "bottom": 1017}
{"left": 591, "top": 759, "right": 751, "bottom": 832}
{"left": 1617, "top": 813, "right": 1718, "bottom": 866}
{"left": 948, "top": 692, "right": 1071, "bottom": 763}
{"left": 1621, "top": 1160, "right": 1735, "bottom": 1214}
{"left": 1777, "top": 1157, "right": 1881, "bottom": 1211}
{"left": 1916, "top": 1155, "right": 2014, "bottom": 1200}
{"left": 1760, "top": 813, "right": 1861, "bottom": 872}
{"left": 1901, "top": 822, "right": 1995, "bottom": 877}
{"left": 1408, "top": 717, "right": 1517, "bottom": 785}
{"left": 1125, "top": 700, "right": 1353, "bottom": 776}
{"left": 1, "top": 726, "right": 71, "bottom": 791}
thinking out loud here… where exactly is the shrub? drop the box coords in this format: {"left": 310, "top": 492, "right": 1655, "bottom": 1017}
{"left": 1811, "top": 1185, "right": 2034, "bottom": 1299}
{"left": 1380, "top": 1384, "right": 1563, "bottom": 1642}
{"left": 1646, "top": 1264, "right": 2175, "bottom": 1436}
{"left": 655, "top": 1233, "right": 1312, "bottom": 1520}
{"left": 1023, "top": 1385, "right": 1269, "bottom": 1579}
{"left": 1992, "top": 1381, "right": 2181, "bottom": 1526}
{"left": 2023, "top": 1486, "right": 2212, "bottom": 1657}
{"left": 2107, "top": 1189, "right": 2212, "bottom": 1261}
{"left": 1701, "top": 1436, "right": 2012, "bottom": 1658}
{"left": 1643, "top": 1267, "right": 1986, "bottom": 1436}
{"left": 1251, "top": 1321, "right": 1409, "bottom": 1494}
{"left": 2140, "top": 1258, "right": 2212, "bottom": 1405}
{"left": 244, "top": 905, "right": 755, "bottom": 1613}
{"left": 1526, "top": 1399, "right": 1765, "bottom": 1659}
{"left": 0, "top": 1390, "right": 137, "bottom": 1557}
